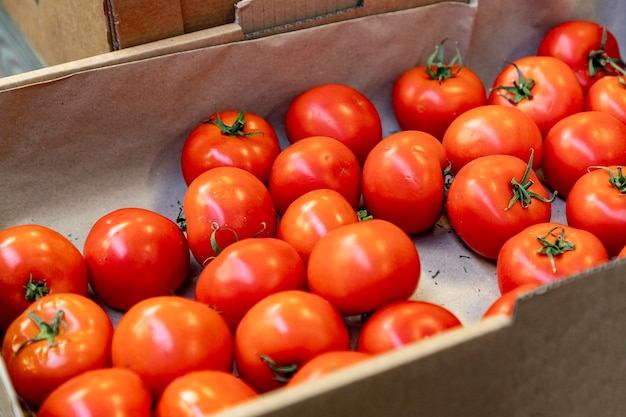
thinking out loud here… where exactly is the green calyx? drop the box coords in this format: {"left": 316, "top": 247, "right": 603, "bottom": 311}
{"left": 23, "top": 274, "right": 50, "bottom": 302}
{"left": 491, "top": 61, "right": 535, "bottom": 104}
{"left": 536, "top": 226, "right": 576, "bottom": 273}
{"left": 588, "top": 165, "right": 626, "bottom": 194}
{"left": 588, "top": 26, "right": 626, "bottom": 86}
{"left": 259, "top": 354, "right": 299, "bottom": 384}
{"left": 14, "top": 310, "right": 66, "bottom": 357}
{"left": 204, "top": 111, "right": 257, "bottom": 137}
{"left": 506, "top": 149, "right": 556, "bottom": 210}
{"left": 425, "top": 39, "right": 464, "bottom": 82}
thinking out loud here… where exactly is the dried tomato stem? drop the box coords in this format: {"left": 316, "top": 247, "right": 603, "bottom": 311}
{"left": 536, "top": 226, "right": 576, "bottom": 273}
{"left": 259, "top": 354, "right": 299, "bottom": 384}
{"left": 506, "top": 149, "right": 556, "bottom": 210}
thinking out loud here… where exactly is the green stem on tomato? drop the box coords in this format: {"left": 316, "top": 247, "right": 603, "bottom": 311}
{"left": 14, "top": 310, "right": 66, "bottom": 357}
{"left": 259, "top": 354, "right": 299, "bottom": 384}
{"left": 491, "top": 61, "right": 535, "bottom": 103}
{"left": 588, "top": 26, "right": 626, "bottom": 86}
{"left": 204, "top": 111, "right": 260, "bottom": 137}
{"left": 588, "top": 165, "right": 626, "bottom": 194}
{"left": 23, "top": 274, "right": 50, "bottom": 302}
{"left": 425, "top": 39, "right": 463, "bottom": 83}
{"left": 506, "top": 149, "right": 556, "bottom": 210}
{"left": 536, "top": 226, "right": 576, "bottom": 273}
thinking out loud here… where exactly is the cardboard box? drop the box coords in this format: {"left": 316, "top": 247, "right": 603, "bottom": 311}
{"left": 1, "top": 1, "right": 626, "bottom": 416}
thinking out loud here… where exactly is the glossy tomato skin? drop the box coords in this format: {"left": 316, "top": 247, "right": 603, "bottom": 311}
{"left": 234, "top": 290, "right": 350, "bottom": 393}
{"left": 488, "top": 56, "right": 584, "bottom": 137}
{"left": 541, "top": 111, "right": 626, "bottom": 197}
{"left": 276, "top": 189, "right": 360, "bottom": 265}
{"left": 585, "top": 76, "right": 626, "bottom": 125}
{"left": 497, "top": 222, "right": 609, "bottom": 294}
{"left": 2, "top": 293, "right": 113, "bottom": 407}
{"left": 392, "top": 64, "right": 486, "bottom": 140}
{"left": 362, "top": 130, "right": 445, "bottom": 234}
{"left": 184, "top": 166, "right": 277, "bottom": 265}
{"left": 155, "top": 370, "right": 258, "bottom": 417}
{"left": 83, "top": 207, "right": 190, "bottom": 311}
{"left": 194, "top": 237, "right": 307, "bottom": 332}
{"left": 0, "top": 224, "right": 88, "bottom": 331}
{"left": 446, "top": 154, "right": 553, "bottom": 260}
{"left": 37, "top": 368, "right": 153, "bottom": 417}
{"left": 268, "top": 136, "right": 361, "bottom": 215}
{"left": 180, "top": 111, "right": 281, "bottom": 186}
{"left": 619, "top": 246, "right": 626, "bottom": 259}
{"left": 286, "top": 351, "right": 371, "bottom": 387}
{"left": 481, "top": 283, "right": 541, "bottom": 319}
{"left": 307, "top": 219, "right": 421, "bottom": 316}
{"left": 112, "top": 296, "right": 233, "bottom": 397}
{"left": 284, "top": 83, "right": 383, "bottom": 165}
{"left": 537, "top": 20, "right": 622, "bottom": 92}
{"left": 442, "top": 104, "right": 543, "bottom": 175}
{"left": 356, "top": 300, "right": 462, "bottom": 354}
{"left": 566, "top": 166, "right": 626, "bottom": 257}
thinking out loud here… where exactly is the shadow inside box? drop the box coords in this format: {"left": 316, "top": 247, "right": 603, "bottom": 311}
{"left": 0, "top": 6, "right": 45, "bottom": 78}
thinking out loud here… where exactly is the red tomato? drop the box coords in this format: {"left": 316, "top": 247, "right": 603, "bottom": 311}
{"left": 180, "top": 110, "right": 281, "bottom": 186}
{"left": 37, "top": 368, "right": 153, "bottom": 417}
{"left": 307, "top": 219, "right": 421, "bottom": 316}
{"left": 442, "top": 104, "right": 543, "bottom": 175}
{"left": 481, "top": 283, "right": 541, "bottom": 319}
{"left": 0, "top": 224, "right": 88, "bottom": 331}
{"left": 184, "top": 166, "right": 277, "bottom": 265}
{"left": 541, "top": 111, "right": 626, "bottom": 197}
{"left": 619, "top": 245, "right": 626, "bottom": 259}
{"left": 83, "top": 207, "right": 190, "bottom": 311}
{"left": 355, "top": 300, "right": 462, "bottom": 354}
{"left": 276, "top": 189, "right": 360, "bottom": 265}
{"left": 194, "top": 237, "right": 308, "bottom": 332}
{"left": 268, "top": 136, "right": 362, "bottom": 215}
{"left": 111, "top": 296, "right": 233, "bottom": 397}
{"left": 284, "top": 83, "right": 383, "bottom": 165}
{"left": 446, "top": 153, "right": 554, "bottom": 260}
{"left": 286, "top": 350, "right": 371, "bottom": 387}
{"left": 585, "top": 76, "right": 626, "bottom": 125}
{"left": 2, "top": 293, "right": 113, "bottom": 407}
{"left": 497, "top": 222, "right": 609, "bottom": 294}
{"left": 155, "top": 370, "right": 258, "bottom": 417}
{"left": 537, "top": 20, "right": 623, "bottom": 92}
{"left": 361, "top": 130, "right": 445, "bottom": 234}
{"left": 566, "top": 165, "right": 626, "bottom": 257}
{"left": 392, "top": 40, "right": 487, "bottom": 140}
{"left": 234, "top": 290, "right": 350, "bottom": 393}
{"left": 488, "top": 56, "right": 584, "bottom": 137}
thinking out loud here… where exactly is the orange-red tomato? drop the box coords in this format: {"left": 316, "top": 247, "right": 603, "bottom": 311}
{"left": 585, "top": 76, "right": 626, "bottom": 125}
{"left": 286, "top": 351, "right": 371, "bottom": 387}
{"left": 482, "top": 283, "right": 542, "bottom": 319}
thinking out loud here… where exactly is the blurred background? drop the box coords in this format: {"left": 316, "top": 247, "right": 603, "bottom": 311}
{"left": 0, "top": 5, "right": 44, "bottom": 77}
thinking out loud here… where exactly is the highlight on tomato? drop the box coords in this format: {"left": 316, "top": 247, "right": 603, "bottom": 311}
{"left": 481, "top": 283, "right": 542, "bottom": 319}
{"left": 286, "top": 351, "right": 371, "bottom": 387}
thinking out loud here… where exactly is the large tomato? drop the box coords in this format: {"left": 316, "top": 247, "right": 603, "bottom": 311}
{"left": 442, "top": 104, "right": 543, "bottom": 175}
{"left": 446, "top": 153, "right": 554, "bottom": 260}
{"left": 234, "top": 290, "right": 350, "bottom": 393}
{"left": 37, "top": 368, "right": 153, "bottom": 417}
{"left": 566, "top": 165, "right": 626, "bottom": 257}
{"left": 0, "top": 224, "right": 88, "bottom": 331}
{"left": 497, "top": 222, "right": 609, "bottom": 294}
{"left": 537, "top": 20, "right": 623, "bottom": 92}
{"left": 355, "top": 300, "right": 462, "bottom": 354}
{"left": 286, "top": 350, "right": 371, "bottom": 387}
{"left": 2, "top": 293, "right": 113, "bottom": 407}
{"left": 184, "top": 166, "right": 277, "bottom": 265}
{"left": 488, "top": 56, "right": 584, "bottom": 137}
{"left": 585, "top": 75, "right": 626, "bottom": 125}
{"left": 307, "top": 219, "right": 421, "bottom": 316}
{"left": 112, "top": 296, "right": 233, "bottom": 397}
{"left": 180, "top": 110, "right": 281, "bottom": 186}
{"left": 284, "top": 83, "right": 383, "bottom": 165}
{"left": 268, "top": 135, "right": 362, "bottom": 215}
{"left": 541, "top": 111, "right": 626, "bottom": 197}
{"left": 361, "top": 130, "right": 445, "bottom": 234}
{"left": 392, "top": 39, "right": 487, "bottom": 140}
{"left": 481, "top": 283, "right": 541, "bottom": 319}
{"left": 83, "top": 207, "right": 190, "bottom": 311}
{"left": 194, "top": 237, "right": 308, "bottom": 332}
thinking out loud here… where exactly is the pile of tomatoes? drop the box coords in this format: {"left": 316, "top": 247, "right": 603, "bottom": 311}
{"left": 1, "top": 19, "right": 626, "bottom": 417}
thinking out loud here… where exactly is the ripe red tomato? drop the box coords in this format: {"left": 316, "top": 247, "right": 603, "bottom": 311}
{"left": 361, "top": 130, "right": 445, "bottom": 234}
{"left": 268, "top": 136, "right": 362, "bottom": 215}
{"left": 541, "top": 111, "right": 626, "bottom": 197}
{"left": 488, "top": 56, "right": 584, "bottom": 137}
{"left": 307, "top": 219, "right": 421, "bottom": 316}
{"left": 481, "top": 283, "right": 541, "bottom": 319}
{"left": 83, "top": 207, "right": 190, "bottom": 311}
{"left": 276, "top": 189, "right": 360, "bottom": 265}
{"left": 286, "top": 350, "right": 371, "bottom": 387}
{"left": 392, "top": 40, "right": 486, "bottom": 140}
{"left": 155, "top": 370, "right": 258, "bottom": 417}
{"left": 194, "top": 237, "right": 308, "bottom": 332}
{"left": 566, "top": 165, "right": 626, "bottom": 257}
{"left": 234, "top": 290, "right": 350, "bottom": 393}
{"left": 37, "top": 368, "right": 153, "bottom": 417}
{"left": 497, "top": 222, "right": 609, "bottom": 294}
{"left": 442, "top": 104, "right": 543, "bottom": 175}
{"left": 537, "top": 20, "right": 623, "bottom": 92}
{"left": 0, "top": 224, "right": 88, "bottom": 331}
{"left": 284, "top": 83, "right": 383, "bottom": 165}
{"left": 585, "top": 76, "right": 626, "bottom": 125}
{"left": 446, "top": 153, "right": 554, "bottom": 260}
{"left": 184, "top": 166, "right": 277, "bottom": 265}
{"left": 2, "top": 293, "right": 113, "bottom": 407}
{"left": 112, "top": 296, "right": 233, "bottom": 397}
{"left": 355, "top": 300, "right": 462, "bottom": 354}
{"left": 180, "top": 110, "right": 281, "bottom": 186}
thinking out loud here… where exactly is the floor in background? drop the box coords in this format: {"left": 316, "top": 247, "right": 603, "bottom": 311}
{"left": 0, "top": 6, "right": 45, "bottom": 78}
